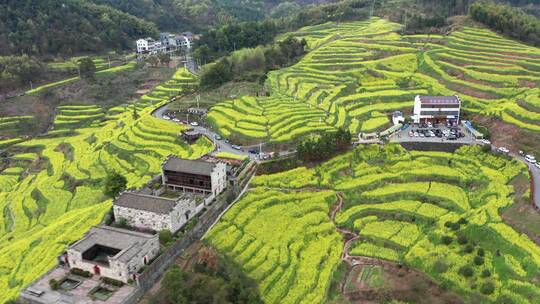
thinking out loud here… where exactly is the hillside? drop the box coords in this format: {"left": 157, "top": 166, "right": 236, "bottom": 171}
{"left": 0, "top": 68, "right": 213, "bottom": 303}
{"left": 0, "top": 0, "right": 329, "bottom": 57}
{"left": 207, "top": 144, "right": 539, "bottom": 303}
{"left": 206, "top": 18, "right": 540, "bottom": 145}
{"left": 0, "top": 0, "right": 157, "bottom": 56}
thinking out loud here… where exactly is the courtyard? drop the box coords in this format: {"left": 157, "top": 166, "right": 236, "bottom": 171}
{"left": 20, "top": 266, "right": 136, "bottom": 304}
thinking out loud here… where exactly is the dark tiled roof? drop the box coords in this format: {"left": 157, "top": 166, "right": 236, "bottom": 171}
{"left": 114, "top": 192, "right": 177, "bottom": 214}
{"left": 419, "top": 95, "right": 460, "bottom": 105}
{"left": 69, "top": 225, "right": 156, "bottom": 263}
{"left": 163, "top": 157, "right": 216, "bottom": 176}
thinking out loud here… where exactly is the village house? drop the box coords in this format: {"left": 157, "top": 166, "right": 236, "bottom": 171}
{"left": 136, "top": 38, "right": 166, "bottom": 55}
{"left": 413, "top": 95, "right": 461, "bottom": 124}
{"left": 66, "top": 225, "right": 159, "bottom": 283}
{"left": 162, "top": 156, "right": 227, "bottom": 197}
{"left": 113, "top": 192, "right": 198, "bottom": 234}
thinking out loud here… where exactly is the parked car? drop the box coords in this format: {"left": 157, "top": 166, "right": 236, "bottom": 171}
{"left": 448, "top": 135, "right": 457, "bottom": 140}
{"left": 525, "top": 155, "right": 536, "bottom": 163}
{"left": 214, "top": 134, "right": 222, "bottom": 140}
{"left": 190, "top": 121, "right": 199, "bottom": 126}
{"left": 414, "top": 132, "right": 419, "bottom": 137}
{"left": 163, "top": 115, "right": 171, "bottom": 120}
{"left": 248, "top": 149, "right": 259, "bottom": 154}
{"left": 408, "top": 131, "right": 414, "bottom": 137}
{"left": 519, "top": 150, "right": 525, "bottom": 156}
{"left": 231, "top": 145, "right": 242, "bottom": 150}
{"left": 497, "top": 147, "right": 509, "bottom": 154}
{"left": 535, "top": 162, "right": 540, "bottom": 169}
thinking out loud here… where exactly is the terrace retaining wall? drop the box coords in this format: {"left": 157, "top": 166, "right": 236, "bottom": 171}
{"left": 399, "top": 141, "right": 467, "bottom": 153}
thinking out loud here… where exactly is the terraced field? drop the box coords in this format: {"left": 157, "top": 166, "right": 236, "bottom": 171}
{"left": 208, "top": 144, "right": 540, "bottom": 303}
{"left": 0, "top": 68, "right": 212, "bottom": 303}
{"left": 0, "top": 116, "right": 34, "bottom": 138}
{"left": 207, "top": 18, "right": 540, "bottom": 143}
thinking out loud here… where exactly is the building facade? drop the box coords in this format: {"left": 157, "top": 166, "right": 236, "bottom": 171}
{"left": 136, "top": 38, "right": 165, "bottom": 54}
{"left": 113, "top": 192, "right": 197, "bottom": 233}
{"left": 162, "top": 156, "right": 227, "bottom": 197}
{"left": 413, "top": 95, "right": 461, "bottom": 124}
{"left": 66, "top": 226, "right": 159, "bottom": 283}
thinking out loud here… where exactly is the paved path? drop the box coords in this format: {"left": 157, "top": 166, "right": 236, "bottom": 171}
{"left": 511, "top": 153, "right": 540, "bottom": 209}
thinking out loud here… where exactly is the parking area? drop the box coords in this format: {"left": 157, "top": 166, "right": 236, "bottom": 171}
{"left": 391, "top": 122, "right": 476, "bottom": 144}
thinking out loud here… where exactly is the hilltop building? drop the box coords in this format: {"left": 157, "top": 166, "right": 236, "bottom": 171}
{"left": 113, "top": 192, "right": 198, "bottom": 233}
{"left": 413, "top": 95, "right": 461, "bottom": 124}
{"left": 161, "top": 156, "right": 227, "bottom": 197}
{"left": 66, "top": 225, "right": 159, "bottom": 283}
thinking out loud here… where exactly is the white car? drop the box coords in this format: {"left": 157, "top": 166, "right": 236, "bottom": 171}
{"left": 163, "top": 116, "right": 171, "bottom": 120}
{"left": 497, "top": 147, "right": 509, "bottom": 154}
{"left": 190, "top": 121, "right": 199, "bottom": 126}
{"left": 525, "top": 155, "right": 536, "bottom": 163}
{"left": 481, "top": 139, "right": 491, "bottom": 145}
{"left": 535, "top": 162, "right": 540, "bottom": 170}
{"left": 414, "top": 132, "right": 419, "bottom": 137}
{"left": 231, "top": 145, "right": 242, "bottom": 150}
{"left": 172, "top": 118, "right": 180, "bottom": 122}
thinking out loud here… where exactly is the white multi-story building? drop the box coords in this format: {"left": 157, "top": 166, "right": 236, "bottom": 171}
{"left": 162, "top": 156, "right": 227, "bottom": 198}
{"left": 136, "top": 38, "right": 166, "bottom": 54}
{"left": 413, "top": 95, "right": 461, "bottom": 124}
{"left": 66, "top": 225, "right": 159, "bottom": 283}
{"left": 113, "top": 192, "right": 197, "bottom": 234}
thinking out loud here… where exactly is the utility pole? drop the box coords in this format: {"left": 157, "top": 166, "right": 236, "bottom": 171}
{"left": 77, "top": 66, "right": 81, "bottom": 78}
{"left": 29, "top": 80, "right": 33, "bottom": 91}
{"left": 370, "top": 0, "right": 375, "bottom": 18}
{"left": 108, "top": 56, "right": 111, "bottom": 68}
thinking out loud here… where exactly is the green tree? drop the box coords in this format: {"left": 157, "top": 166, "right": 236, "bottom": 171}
{"left": 104, "top": 171, "right": 127, "bottom": 198}
{"left": 158, "top": 53, "right": 171, "bottom": 67}
{"left": 159, "top": 229, "right": 173, "bottom": 245}
{"left": 79, "top": 57, "right": 96, "bottom": 79}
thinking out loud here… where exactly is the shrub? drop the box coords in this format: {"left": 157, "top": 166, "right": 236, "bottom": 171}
{"left": 433, "top": 260, "right": 448, "bottom": 273}
{"left": 70, "top": 268, "right": 92, "bottom": 278}
{"left": 464, "top": 244, "right": 474, "bottom": 253}
{"left": 474, "top": 256, "right": 484, "bottom": 266}
{"left": 459, "top": 266, "right": 474, "bottom": 277}
{"left": 481, "top": 269, "right": 491, "bottom": 278}
{"left": 441, "top": 235, "right": 453, "bottom": 245}
{"left": 477, "top": 248, "right": 485, "bottom": 257}
{"left": 480, "top": 282, "right": 495, "bottom": 295}
{"left": 49, "top": 278, "right": 59, "bottom": 290}
{"left": 102, "top": 276, "right": 124, "bottom": 287}
{"left": 496, "top": 295, "right": 515, "bottom": 304}
{"left": 457, "top": 234, "right": 468, "bottom": 245}
{"left": 159, "top": 229, "right": 173, "bottom": 245}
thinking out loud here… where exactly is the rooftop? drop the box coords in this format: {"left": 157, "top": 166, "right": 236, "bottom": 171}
{"left": 114, "top": 192, "right": 189, "bottom": 214}
{"left": 162, "top": 156, "right": 218, "bottom": 176}
{"left": 69, "top": 225, "right": 156, "bottom": 263}
{"left": 418, "top": 95, "right": 460, "bottom": 105}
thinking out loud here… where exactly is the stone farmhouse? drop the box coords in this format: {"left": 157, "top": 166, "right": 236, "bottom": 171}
{"left": 113, "top": 192, "right": 197, "bottom": 233}
{"left": 66, "top": 225, "right": 159, "bottom": 283}
{"left": 162, "top": 156, "right": 227, "bottom": 198}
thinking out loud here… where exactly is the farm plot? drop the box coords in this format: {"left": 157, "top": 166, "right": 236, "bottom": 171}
{"left": 207, "top": 18, "right": 539, "bottom": 144}
{"left": 206, "top": 188, "right": 342, "bottom": 304}
{"left": 0, "top": 69, "right": 212, "bottom": 303}
{"left": 210, "top": 143, "right": 539, "bottom": 303}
